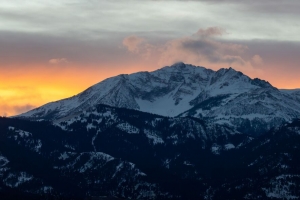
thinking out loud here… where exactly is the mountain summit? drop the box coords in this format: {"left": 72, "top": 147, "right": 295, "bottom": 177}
{"left": 19, "top": 63, "right": 300, "bottom": 134}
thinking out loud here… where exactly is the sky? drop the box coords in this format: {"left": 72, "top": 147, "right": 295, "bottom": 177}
{"left": 1, "top": 0, "right": 300, "bottom": 116}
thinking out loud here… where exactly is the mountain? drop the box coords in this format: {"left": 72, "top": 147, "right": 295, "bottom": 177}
{"left": 8, "top": 62, "right": 300, "bottom": 199}
{"left": 281, "top": 88, "right": 300, "bottom": 101}
{"left": 211, "top": 118, "right": 300, "bottom": 199}
{"left": 2, "top": 105, "right": 300, "bottom": 199}
{"left": 1, "top": 105, "right": 251, "bottom": 199}
{"left": 19, "top": 62, "right": 300, "bottom": 135}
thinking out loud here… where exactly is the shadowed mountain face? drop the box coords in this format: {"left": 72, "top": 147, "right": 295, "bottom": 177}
{"left": 1, "top": 105, "right": 300, "bottom": 199}
{"left": 19, "top": 63, "right": 300, "bottom": 135}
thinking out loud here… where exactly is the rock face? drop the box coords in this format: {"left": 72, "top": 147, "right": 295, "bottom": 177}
{"left": 19, "top": 62, "right": 300, "bottom": 135}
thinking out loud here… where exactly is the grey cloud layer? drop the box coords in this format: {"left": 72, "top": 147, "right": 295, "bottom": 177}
{"left": 0, "top": 31, "right": 134, "bottom": 67}
{"left": 1, "top": 0, "right": 300, "bottom": 41}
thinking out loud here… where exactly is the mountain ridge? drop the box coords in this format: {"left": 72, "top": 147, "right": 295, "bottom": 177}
{"left": 18, "top": 62, "right": 300, "bottom": 135}
{"left": 2, "top": 105, "right": 300, "bottom": 199}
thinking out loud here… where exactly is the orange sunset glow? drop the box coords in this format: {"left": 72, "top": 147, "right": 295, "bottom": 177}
{"left": 0, "top": 63, "right": 153, "bottom": 116}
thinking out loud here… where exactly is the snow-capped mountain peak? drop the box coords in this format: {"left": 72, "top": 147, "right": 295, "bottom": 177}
{"left": 19, "top": 63, "right": 300, "bottom": 135}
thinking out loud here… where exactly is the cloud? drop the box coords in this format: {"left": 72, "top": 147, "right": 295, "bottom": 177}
{"left": 252, "top": 54, "right": 264, "bottom": 66}
{"left": 123, "top": 27, "right": 250, "bottom": 67}
{"left": 0, "top": 86, "right": 41, "bottom": 116}
{"left": 0, "top": 31, "right": 138, "bottom": 68}
{"left": 12, "top": 104, "right": 36, "bottom": 114}
{"left": 122, "top": 36, "right": 145, "bottom": 53}
{"left": 0, "top": 103, "right": 36, "bottom": 117}
{"left": 195, "top": 27, "right": 226, "bottom": 37}
{"left": 122, "top": 36, "right": 155, "bottom": 59}
{"left": 49, "top": 58, "right": 69, "bottom": 65}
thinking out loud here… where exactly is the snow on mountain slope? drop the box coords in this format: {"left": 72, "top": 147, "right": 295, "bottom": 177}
{"left": 19, "top": 62, "right": 215, "bottom": 118}
{"left": 181, "top": 86, "right": 300, "bottom": 134}
{"left": 3, "top": 112, "right": 300, "bottom": 199}
{"left": 281, "top": 89, "right": 300, "bottom": 101}
{"left": 18, "top": 62, "right": 300, "bottom": 133}
{"left": 53, "top": 104, "right": 251, "bottom": 153}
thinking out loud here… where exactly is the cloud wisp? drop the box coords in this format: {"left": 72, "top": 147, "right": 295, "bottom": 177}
{"left": 0, "top": 104, "right": 36, "bottom": 117}
{"left": 123, "top": 27, "right": 254, "bottom": 68}
{"left": 251, "top": 55, "right": 264, "bottom": 67}
{"left": 49, "top": 58, "right": 69, "bottom": 65}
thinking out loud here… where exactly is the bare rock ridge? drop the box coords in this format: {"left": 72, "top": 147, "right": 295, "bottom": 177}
{"left": 19, "top": 62, "right": 300, "bottom": 134}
